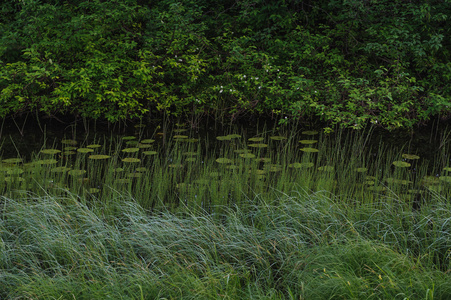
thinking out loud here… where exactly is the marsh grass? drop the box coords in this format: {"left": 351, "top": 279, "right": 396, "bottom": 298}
{"left": 0, "top": 190, "right": 450, "bottom": 299}
{"left": 1, "top": 125, "right": 451, "bottom": 298}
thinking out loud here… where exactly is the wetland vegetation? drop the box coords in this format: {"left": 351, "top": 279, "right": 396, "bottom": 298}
{"left": 1, "top": 121, "right": 451, "bottom": 299}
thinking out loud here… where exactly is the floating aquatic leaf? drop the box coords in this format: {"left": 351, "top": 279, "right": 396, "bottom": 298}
{"left": 421, "top": 176, "right": 439, "bottom": 186}
{"left": 64, "top": 147, "right": 77, "bottom": 151}
{"left": 402, "top": 154, "right": 420, "bottom": 160}
{"left": 61, "top": 139, "right": 77, "bottom": 145}
{"left": 138, "top": 143, "right": 153, "bottom": 148}
{"left": 239, "top": 153, "right": 256, "bottom": 159}
{"left": 122, "top": 136, "right": 136, "bottom": 140}
{"left": 318, "top": 166, "right": 334, "bottom": 171}
{"left": 86, "top": 144, "right": 101, "bottom": 148}
{"left": 141, "top": 139, "right": 155, "bottom": 144}
{"left": 216, "top": 158, "right": 233, "bottom": 164}
{"left": 5, "top": 176, "right": 25, "bottom": 182}
{"left": 122, "top": 158, "right": 141, "bottom": 163}
{"left": 268, "top": 165, "right": 283, "bottom": 172}
{"left": 51, "top": 166, "right": 72, "bottom": 173}
{"left": 88, "top": 154, "right": 111, "bottom": 160}
{"left": 135, "top": 167, "right": 147, "bottom": 172}
{"left": 392, "top": 161, "right": 410, "bottom": 167}
{"left": 269, "top": 136, "right": 286, "bottom": 141}
{"left": 289, "top": 162, "right": 313, "bottom": 169}
{"left": 2, "top": 158, "right": 23, "bottom": 164}
{"left": 122, "top": 148, "right": 139, "bottom": 153}
{"left": 355, "top": 167, "right": 368, "bottom": 172}
{"left": 226, "top": 165, "right": 239, "bottom": 170}
{"left": 216, "top": 135, "right": 232, "bottom": 141}
{"left": 227, "top": 134, "right": 241, "bottom": 139}
{"left": 249, "top": 143, "right": 268, "bottom": 148}
{"left": 184, "top": 138, "right": 199, "bottom": 143}
{"left": 173, "top": 128, "right": 188, "bottom": 133}
{"left": 32, "top": 159, "right": 58, "bottom": 165}
{"left": 439, "top": 176, "right": 451, "bottom": 183}
{"left": 7, "top": 168, "right": 24, "bottom": 175}
{"left": 143, "top": 151, "right": 158, "bottom": 155}
{"left": 87, "top": 188, "right": 101, "bottom": 193}
{"left": 300, "top": 147, "right": 319, "bottom": 153}
{"left": 68, "top": 169, "right": 86, "bottom": 176}
{"left": 299, "top": 140, "right": 318, "bottom": 145}
{"left": 112, "top": 167, "right": 124, "bottom": 173}
{"left": 173, "top": 135, "right": 188, "bottom": 139}
{"left": 77, "top": 148, "right": 94, "bottom": 153}
{"left": 367, "top": 186, "right": 386, "bottom": 192}
{"left": 364, "top": 180, "right": 375, "bottom": 185}
{"left": 134, "top": 124, "right": 146, "bottom": 128}
{"left": 126, "top": 140, "right": 139, "bottom": 146}
{"left": 302, "top": 130, "right": 318, "bottom": 135}
{"left": 40, "top": 149, "right": 61, "bottom": 155}
{"left": 248, "top": 137, "right": 264, "bottom": 142}
{"left": 62, "top": 151, "right": 76, "bottom": 155}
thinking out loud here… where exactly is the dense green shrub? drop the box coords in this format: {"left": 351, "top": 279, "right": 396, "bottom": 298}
{"left": 1, "top": 0, "right": 450, "bottom": 128}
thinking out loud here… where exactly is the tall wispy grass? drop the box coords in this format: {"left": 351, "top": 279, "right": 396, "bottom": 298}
{"left": 0, "top": 190, "right": 450, "bottom": 299}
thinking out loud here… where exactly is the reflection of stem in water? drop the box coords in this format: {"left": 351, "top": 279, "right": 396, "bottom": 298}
{"left": 11, "top": 112, "right": 29, "bottom": 137}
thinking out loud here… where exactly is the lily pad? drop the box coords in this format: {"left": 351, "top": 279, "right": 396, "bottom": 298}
{"left": 126, "top": 141, "right": 139, "bottom": 146}
{"left": 392, "top": 161, "right": 411, "bottom": 168}
{"left": 239, "top": 153, "right": 256, "bottom": 159}
{"left": 86, "top": 144, "right": 101, "bottom": 148}
{"left": 40, "top": 149, "right": 61, "bottom": 155}
{"left": 138, "top": 143, "right": 153, "bottom": 148}
{"left": 61, "top": 139, "right": 78, "bottom": 145}
{"left": 2, "top": 158, "right": 23, "bottom": 164}
{"left": 289, "top": 162, "right": 314, "bottom": 168}
{"left": 62, "top": 151, "right": 76, "bottom": 155}
{"left": 183, "top": 151, "right": 198, "bottom": 156}
{"left": 135, "top": 167, "right": 147, "bottom": 172}
{"left": 143, "top": 151, "right": 158, "bottom": 156}
{"left": 88, "top": 154, "right": 111, "bottom": 160}
{"left": 5, "top": 176, "right": 25, "bottom": 182}
{"left": 300, "top": 147, "right": 319, "bottom": 153}
{"left": 32, "top": 159, "right": 58, "bottom": 165}
{"left": 269, "top": 136, "right": 287, "bottom": 141}
{"left": 122, "top": 136, "right": 136, "bottom": 140}
{"left": 68, "top": 169, "right": 87, "bottom": 176}
{"left": 7, "top": 168, "right": 24, "bottom": 175}
{"left": 234, "top": 149, "right": 250, "bottom": 154}
{"left": 77, "top": 148, "right": 94, "bottom": 153}
{"left": 302, "top": 130, "right": 318, "bottom": 135}
{"left": 141, "top": 139, "right": 155, "bottom": 144}
{"left": 248, "top": 143, "right": 268, "bottom": 148}
{"left": 299, "top": 140, "right": 318, "bottom": 145}
{"left": 173, "top": 135, "right": 188, "bottom": 139}
{"left": 51, "top": 166, "right": 72, "bottom": 173}
{"left": 402, "top": 154, "right": 420, "bottom": 160}
{"left": 122, "top": 158, "right": 141, "bottom": 163}
{"left": 64, "top": 147, "right": 77, "bottom": 151}
{"left": 122, "top": 148, "right": 139, "bottom": 153}
{"left": 355, "top": 167, "right": 368, "bottom": 172}
{"left": 248, "top": 137, "right": 264, "bottom": 142}
{"left": 216, "top": 158, "right": 233, "bottom": 164}
{"left": 439, "top": 176, "right": 451, "bottom": 183}
{"left": 227, "top": 134, "right": 241, "bottom": 139}
{"left": 173, "top": 128, "right": 188, "bottom": 133}
{"left": 216, "top": 135, "right": 232, "bottom": 141}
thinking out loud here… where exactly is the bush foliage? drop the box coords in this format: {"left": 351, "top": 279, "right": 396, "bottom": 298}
{"left": 1, "top": 0, "right": 450, "bottom": 128}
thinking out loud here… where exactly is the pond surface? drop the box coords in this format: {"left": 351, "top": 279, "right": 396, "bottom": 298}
{"left": 1, "top": 116, "right": 451, "bottom": 212}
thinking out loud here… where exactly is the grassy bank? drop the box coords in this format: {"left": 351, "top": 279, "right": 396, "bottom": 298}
{"left": 1, "top": 125, "right": 451, "bottom": 298}
{"left": 1, "top": 190, "right": 450, "bottom": 299}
